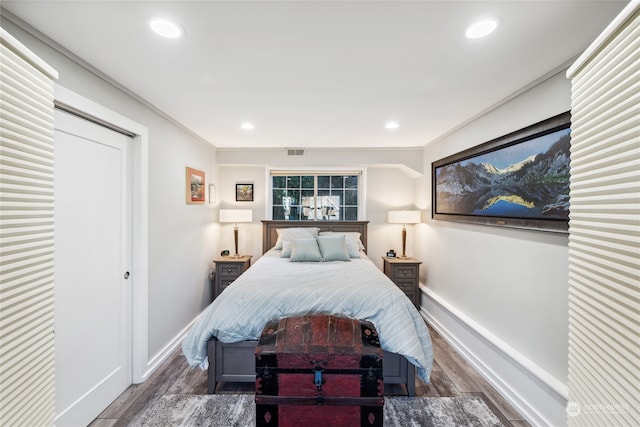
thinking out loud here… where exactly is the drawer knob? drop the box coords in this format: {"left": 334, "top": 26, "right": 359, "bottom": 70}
{"left": 403, "top": 270, "right": 408, "bottom": 274}
{"left": 227, "top": 268, "right": 233, "bottom": 273}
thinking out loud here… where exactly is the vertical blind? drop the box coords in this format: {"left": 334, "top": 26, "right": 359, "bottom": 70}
{"left": 0, "top": 29, "right": 58, "bottom": 426}
{"left": 566, "top": 5, "right": 639, "bottom": 426}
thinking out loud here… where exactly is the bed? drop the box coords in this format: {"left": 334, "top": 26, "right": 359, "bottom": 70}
{"left": 182, "top": 220, "right": 433, "bottom": 396}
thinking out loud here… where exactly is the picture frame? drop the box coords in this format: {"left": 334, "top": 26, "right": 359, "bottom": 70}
{"left": 186, "top": 167, "right": 205, "bottom": 204}
{"left": 432, "top": 111, "right": 571, "bottom": 233}
{"left": 236, "top": 183, "right": 254, "bottom": 202}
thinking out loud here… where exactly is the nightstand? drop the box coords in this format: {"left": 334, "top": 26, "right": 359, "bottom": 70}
{"left": 382, "top": 257, "right": 422, "bottom": 308}
{"left": 212, "top": 255, "right": 252, "bottom": 300}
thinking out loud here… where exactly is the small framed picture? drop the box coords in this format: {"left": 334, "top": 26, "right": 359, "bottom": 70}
{"left": 236, "top": 184, "right": 254, "bottom": 202}
{"left": 186, "top": 167, "right": 205, "bottom": 204}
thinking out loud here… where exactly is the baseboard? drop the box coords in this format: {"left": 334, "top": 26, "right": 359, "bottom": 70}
{"left": 140, "top": 316, "right": 200, "bottom": 382}
{"left": 420, "top": 286, "right": 568, "bottom": 427}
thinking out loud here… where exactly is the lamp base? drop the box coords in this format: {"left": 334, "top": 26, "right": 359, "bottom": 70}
{"left": 233, "top": 226, "right": 239, "bottom": 258}
{"left": 401, "top": 226, "right": 408, "bottom": 259}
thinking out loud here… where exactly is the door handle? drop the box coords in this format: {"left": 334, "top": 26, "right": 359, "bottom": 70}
{"left": 124, "top": 271, "right": 130, "bottom": 279}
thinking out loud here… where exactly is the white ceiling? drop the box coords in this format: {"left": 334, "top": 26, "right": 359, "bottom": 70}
{"left": 2, "top": 1, "right": 628, "bottom": 149}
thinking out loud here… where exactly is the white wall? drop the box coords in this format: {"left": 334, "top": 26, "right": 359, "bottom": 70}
{"left": 217, "top": 147, "right": 424, "bottom": 176}
{"left": 416, "top": 71, "right": 571, "bottom": 426}
{"left": 216, "top": 165, "right": 265, "bottom": 259}
{"left": 366, "top": 166, "right": 419, "bottom": 269}
{"left": 2, "top": 19, "right": 219, "bottom": 369}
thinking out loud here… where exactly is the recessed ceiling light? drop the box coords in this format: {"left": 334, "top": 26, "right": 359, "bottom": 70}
{"left": 385, "top": 121, "right": 399, "bottom": 130}
{"left": 241, "top": 122, "right": 255, "bottom": 130}
{"left": 465, "top": 18, "right": 498, "bottom": 39}
{"left": 149, "top": 18, "right": 183, "bottom": 39}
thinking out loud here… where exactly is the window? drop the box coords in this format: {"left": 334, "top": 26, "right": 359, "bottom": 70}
{"left": 271, "top": 173, "right": 360, "bottom": 221}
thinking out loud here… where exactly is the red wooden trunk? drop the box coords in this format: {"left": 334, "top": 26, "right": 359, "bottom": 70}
{"left": 255, "top": 314, "right": 384, "bottom": 427}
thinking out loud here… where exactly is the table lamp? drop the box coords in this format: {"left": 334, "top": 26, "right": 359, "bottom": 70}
{"left": 219, "top": 209, "right": 253, "bottom": 257}
{"left": 387, "top": 210, "right": 421, "bottom": 258}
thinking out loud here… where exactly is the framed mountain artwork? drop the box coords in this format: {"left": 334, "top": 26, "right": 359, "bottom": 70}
{"left": 432, "top": 111, "right": 571, "bottom": 233}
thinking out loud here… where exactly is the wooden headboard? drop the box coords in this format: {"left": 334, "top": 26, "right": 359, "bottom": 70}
{"left": 262, "top": 220, "right": 369, "bottom": 254}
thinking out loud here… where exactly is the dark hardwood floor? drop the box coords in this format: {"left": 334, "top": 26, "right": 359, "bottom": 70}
{"left": 89, "top": 327, "right": 531, "bottom": 426}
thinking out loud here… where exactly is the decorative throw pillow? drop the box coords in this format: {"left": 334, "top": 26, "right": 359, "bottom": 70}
{"left": 317, "top": 236, "right": 351, "bottom": 262}
{"left": 274, "top": 227, "right": 321, "bottom": 250}
{"left": 289, "top": 238, "right": 323, "bottom": 262}
{"left": 318, "top": 232, "right": 364, "bottom": 258}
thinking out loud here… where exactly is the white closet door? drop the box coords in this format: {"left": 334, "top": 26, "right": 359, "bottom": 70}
{"left": 54, "top": 109, "right": 132, "bottom": 427}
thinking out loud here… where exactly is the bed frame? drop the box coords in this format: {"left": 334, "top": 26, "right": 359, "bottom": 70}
{"left": 207, "top": 220, "right": 416, "bottom": 395}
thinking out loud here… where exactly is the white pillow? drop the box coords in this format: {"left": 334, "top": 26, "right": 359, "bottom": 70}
{"left": 274, "top": 227, "right": 321, "bottom": 249}
{"left": 318, "top": 232, "right": 364, "bottom": 258}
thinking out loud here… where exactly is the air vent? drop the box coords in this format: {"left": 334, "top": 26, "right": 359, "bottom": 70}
{"left": 287, "top": 149, "right": 305, "bottom": 156}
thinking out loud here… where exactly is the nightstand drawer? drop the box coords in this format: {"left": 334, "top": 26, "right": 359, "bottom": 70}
{"left": 394, "top": 280, "right": 416, "bottom": 292}
{"left": 217, "top": 263, "right": 245, "bottom": 277}
{"left": 219, "top": 279, "right": 237, "bottom": 292}
{"left": 392, "top": 265, "right": 417, "bottom": 279}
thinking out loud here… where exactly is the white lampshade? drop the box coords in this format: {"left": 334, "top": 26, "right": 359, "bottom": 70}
{"left": 219, "top": 209, "right": 253, "bottom": 223}
{"left": 388, "top": 210, "right": 421, "bottom": 225}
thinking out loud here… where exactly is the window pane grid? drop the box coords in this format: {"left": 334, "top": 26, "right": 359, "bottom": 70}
{"left": 271, "top": 173, "right": 359, "bottom": 221}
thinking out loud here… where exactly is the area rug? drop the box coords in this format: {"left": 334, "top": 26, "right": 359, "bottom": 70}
{"left": 128, "top": 394, "right": 504, "bottom": 426}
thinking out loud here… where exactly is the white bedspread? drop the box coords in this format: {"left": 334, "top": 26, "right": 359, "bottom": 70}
{"left": 182, "top": 251, "right": 433, "bottom": 383}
